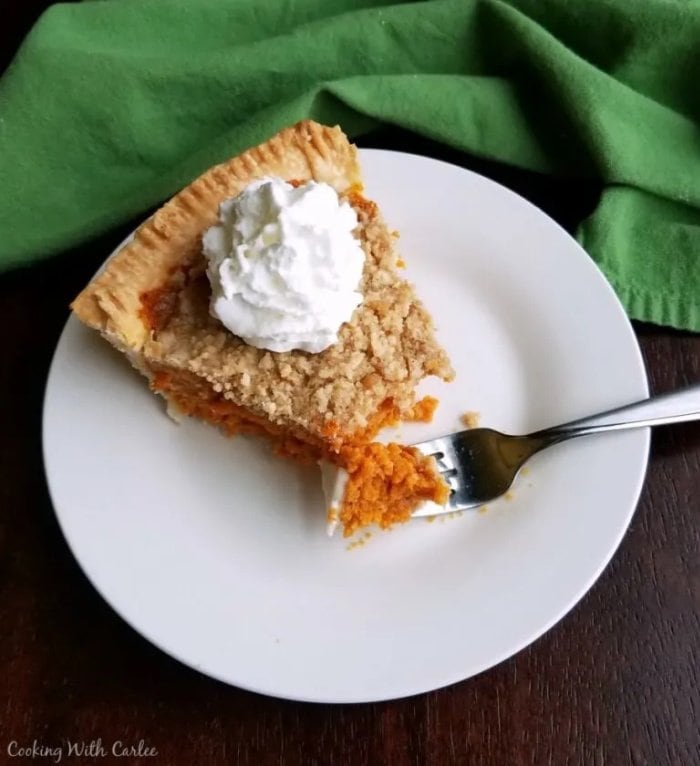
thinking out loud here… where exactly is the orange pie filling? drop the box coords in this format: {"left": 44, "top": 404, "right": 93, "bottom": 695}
{"left": 149, "top": 363, "right": 413, "bottom": 463}
{"left": 336, "top": 443, "right": 450, "bottom": 537}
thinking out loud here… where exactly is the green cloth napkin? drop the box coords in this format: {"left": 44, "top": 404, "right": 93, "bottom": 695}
{"left": 2, "top": 0, "right": 699, "bottom": 331}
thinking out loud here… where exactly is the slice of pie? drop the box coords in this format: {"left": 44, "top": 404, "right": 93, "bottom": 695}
{"left": 72, "top": 120, "right": 453, "bottom": 535}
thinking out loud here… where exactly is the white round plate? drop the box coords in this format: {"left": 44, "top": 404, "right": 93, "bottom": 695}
{"left": 43, "top": 149, "right": 649, "bottom": 703}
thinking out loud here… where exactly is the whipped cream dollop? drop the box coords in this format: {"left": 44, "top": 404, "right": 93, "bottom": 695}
{"left": 202, "top": 177, "right": 365, "bottom": 353}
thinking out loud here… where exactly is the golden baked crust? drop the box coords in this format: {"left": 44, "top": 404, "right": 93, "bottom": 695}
{"left": 72, "top": 121, "right": 361, "bottom": 349}
{"left": 72, "top": 121, "right": 453, "bottom": 451}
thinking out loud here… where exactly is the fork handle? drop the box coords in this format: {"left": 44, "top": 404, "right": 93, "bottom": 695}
{"left": 533, "top": 383, "right": 700, "bottom": 441}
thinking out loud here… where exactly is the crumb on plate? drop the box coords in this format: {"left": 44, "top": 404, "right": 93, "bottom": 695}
{"left": 460, "top": 411, "right": 481, "bottom": 429}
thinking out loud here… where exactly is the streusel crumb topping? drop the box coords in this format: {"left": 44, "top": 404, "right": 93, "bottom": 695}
{"left": 143, "top": 193, "right": 453, "bottom": 441}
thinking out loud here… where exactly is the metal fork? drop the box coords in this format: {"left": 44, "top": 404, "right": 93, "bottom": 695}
{"left": 412, "top": 384, "right": 700, "bottom": 517}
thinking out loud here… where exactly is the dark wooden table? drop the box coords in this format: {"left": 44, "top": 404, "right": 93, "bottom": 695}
{"left": 2, "top": 6, "right": 699, "bottom": 765}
